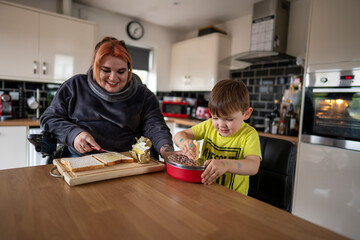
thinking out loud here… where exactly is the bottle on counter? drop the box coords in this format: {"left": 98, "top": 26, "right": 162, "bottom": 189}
{"left": 285, "top": 103, "right": 297, "bottom": 136}
{"left": 271, "top": 117, "right": 279, "bottom": 135}
{"left": 264, "top": 116, "right": 270, "bottom": 133}
{"left": 278, "top": 120, "right": 286, "bottom": 135}
{"left": 271, "top": 100, "right": 280, "bottom": 119}
{"left": 269, "top": 100, "right": 280, "bottom": 134}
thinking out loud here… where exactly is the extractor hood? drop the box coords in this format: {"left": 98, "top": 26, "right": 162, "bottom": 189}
{"left": 222, "top": 0, "right": 294, "bottom": 68}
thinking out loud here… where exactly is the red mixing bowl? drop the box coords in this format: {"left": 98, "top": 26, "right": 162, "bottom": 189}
{"left": 166, "top": 154, "right": 206, "bottom": 183}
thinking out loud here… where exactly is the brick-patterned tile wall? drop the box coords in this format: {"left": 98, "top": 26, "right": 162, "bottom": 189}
{"left": 0, "top": 80, "right": 60, "bottom": 119}
{"left": 231, "top": 59, "right": 303, "bottom": 127}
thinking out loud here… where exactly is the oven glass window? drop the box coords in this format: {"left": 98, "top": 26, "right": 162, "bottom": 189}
{"left": 303, "top": 89, "right": 360, "bottom": 141}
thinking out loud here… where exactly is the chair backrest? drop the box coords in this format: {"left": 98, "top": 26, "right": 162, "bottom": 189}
{"left": 248, "top": 136, "right": 297, "bottom": 212}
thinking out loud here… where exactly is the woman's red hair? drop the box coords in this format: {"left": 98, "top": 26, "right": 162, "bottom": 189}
{"left": 93, "top": 37, "right": 132, "bottom": 82}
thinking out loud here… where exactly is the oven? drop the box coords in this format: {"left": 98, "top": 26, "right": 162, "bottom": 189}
{"left": 301, "top": 69, "right": 360, "bottom": 151}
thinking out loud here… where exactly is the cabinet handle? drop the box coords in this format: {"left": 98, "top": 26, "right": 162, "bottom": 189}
{"left": 42, "top": 62, "right": 47, "bottom": 75}
{"left": 33, "top": 61, "right": 38, "bottom": 74}
{"left": 184, "top": 75, "right": 191, "bottom": 85}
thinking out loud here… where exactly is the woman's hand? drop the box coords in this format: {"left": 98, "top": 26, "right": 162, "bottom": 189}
{"left": 160, "top": 144, "right": 175, "bottom": 161}
{"left": 201, "top": 159, "right": 228, "bottom": 185}
{"left": 74, "top": 131, "right": 101, "bottom": 153}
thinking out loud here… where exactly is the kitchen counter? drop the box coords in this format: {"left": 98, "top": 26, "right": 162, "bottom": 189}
{"left": 165, "top": 117, "right": 202, "bottom": 126}
{"left": 0, "top": 118, "right": 40, "bottom": 127}
{"left": 1, "top": 117, "right": 298, "bottom": 143}
{"left": 0, "top": 165, "right": 347, "bottom": 239}
{"left": 165, "top": 117, "right": 298, "bottom": 143}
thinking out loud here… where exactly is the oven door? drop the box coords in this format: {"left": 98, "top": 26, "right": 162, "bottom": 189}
{"left": 302, "top": 87, "right": 360, "bottom": 151}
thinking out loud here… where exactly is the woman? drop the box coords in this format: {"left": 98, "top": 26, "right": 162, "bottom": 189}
{"left": 40, "top": 36, "right": 174, "bottom": 159}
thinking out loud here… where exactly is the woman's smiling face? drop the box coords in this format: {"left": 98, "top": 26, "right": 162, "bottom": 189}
{"left": 97, "top": 55, "right": 129, "bottom": 93}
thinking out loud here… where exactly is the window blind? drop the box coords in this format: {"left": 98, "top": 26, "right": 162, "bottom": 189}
{"left": 127, "top": 45, "right": 150, "bottom": 71}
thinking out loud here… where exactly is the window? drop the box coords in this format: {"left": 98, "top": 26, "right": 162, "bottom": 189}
{"left": 127, "top": 45, "right": 151, "bottom": 88}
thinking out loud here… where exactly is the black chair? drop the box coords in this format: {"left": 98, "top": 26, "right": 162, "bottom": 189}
{"left": 248, "top": 136, "right": 297, "bottom": 212}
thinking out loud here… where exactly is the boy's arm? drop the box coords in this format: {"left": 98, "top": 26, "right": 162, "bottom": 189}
{"left": 201, "top": 156, "right": 260, "bottom": 185}
{"left": 174, "top": 128, "right": 197, "bottom": 159}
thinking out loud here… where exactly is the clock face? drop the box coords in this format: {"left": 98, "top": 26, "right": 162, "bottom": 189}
{"left": 126, "top": 21, "right": 144, "bottom": 40}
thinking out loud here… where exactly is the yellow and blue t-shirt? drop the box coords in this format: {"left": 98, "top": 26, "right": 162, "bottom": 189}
{"left": 192, "top": 119, "right": 262, "bottom": 195}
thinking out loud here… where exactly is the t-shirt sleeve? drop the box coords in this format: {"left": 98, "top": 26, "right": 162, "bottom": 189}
{"left": 191, "top": 119, "right": 211, "bottom": 141}
{"left": 243, "top": 129, "right": 262, "bottom": 161}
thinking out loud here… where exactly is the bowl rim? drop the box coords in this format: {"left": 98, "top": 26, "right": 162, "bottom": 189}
{"left": 166, "top": 155, "right": 206, "bottom": 171}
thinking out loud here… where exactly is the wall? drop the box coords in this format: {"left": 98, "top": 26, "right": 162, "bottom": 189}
{"left": 70, "top": 3, "right": 184, "bottom": 92}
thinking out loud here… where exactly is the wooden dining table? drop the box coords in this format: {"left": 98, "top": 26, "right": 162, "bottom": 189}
{"left": 0, "top": 164, "right": 348, "bottom": 240}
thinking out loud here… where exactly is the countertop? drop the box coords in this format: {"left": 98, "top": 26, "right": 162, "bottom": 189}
{"left": 0, "top": 165, "right": 346, "bottom": 239}
{"left": 0, "top": 117, "right": 298, "bottom": 143}
{"left": 0, "top": 118, "right": 40, "bottom": 127}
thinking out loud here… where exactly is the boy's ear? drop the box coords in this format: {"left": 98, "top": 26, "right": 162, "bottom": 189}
{"left": 244, "top": 108, "right": 253, "bottom": 120}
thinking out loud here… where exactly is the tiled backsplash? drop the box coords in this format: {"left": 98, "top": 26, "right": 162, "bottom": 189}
{"left": 0, "top": 80, "right": 60, "bottom": 119}
{"left": 230, "top": 59, "right": 303, "bottom": 127}
{"left": 157, "top": 59, "right": 303, "bottom": 128}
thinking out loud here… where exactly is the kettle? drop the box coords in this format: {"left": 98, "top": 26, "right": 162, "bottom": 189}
{"left": 0, "top": 92, "right": 12, "bottom": 120}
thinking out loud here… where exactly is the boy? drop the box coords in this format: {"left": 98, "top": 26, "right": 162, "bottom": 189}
{"left": 174, "top": 79, "right": 262, "bottom": 195}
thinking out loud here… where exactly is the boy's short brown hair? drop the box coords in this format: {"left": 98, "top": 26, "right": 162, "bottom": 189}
{"left": 208, "top": 79, "right": 250, "bottom": 117}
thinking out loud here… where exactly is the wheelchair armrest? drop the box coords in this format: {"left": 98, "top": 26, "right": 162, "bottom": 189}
{"left": 27, "top": 130, "right": 57, "bottom": 158}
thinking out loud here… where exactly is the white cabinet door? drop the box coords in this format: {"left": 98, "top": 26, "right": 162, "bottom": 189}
{"left": 307, "top": 0, "right": 360, "bottom": 66}
{"left": 170, "top": 33, "right": 231, "bottom": 91}
{"left": 39, "top": 14, "right": 95, "bottom": 82}
{"left": 0, "top": 2, "right": 96, "bottom": 83}
{"left": 0, "top": 126, "right": 28, "bottom": 170}
{"left": 0, "top": 4, "right": 39, "bottom": 81}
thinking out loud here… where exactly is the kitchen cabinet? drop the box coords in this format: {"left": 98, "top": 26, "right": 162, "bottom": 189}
{"left": 170, "top": 33, "right": 231, "bottom": 91}
{"left": 306, "top": 0, "right": 360, "bottom": 67}
{"left": 0, "top": 126, "right": 28, "bottom": 170}
{"left": 0, "top": 1, "right": 96, "bottom": 83}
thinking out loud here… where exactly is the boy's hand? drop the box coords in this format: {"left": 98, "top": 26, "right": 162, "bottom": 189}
{"left": 178, "top": 138, "right": 197, "bottom": 160}
{"left": 201, "top": 159, "right": 228, "bottom": 185}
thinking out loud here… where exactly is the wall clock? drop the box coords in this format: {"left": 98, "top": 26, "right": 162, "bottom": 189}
{"left": 126, "top": 21, "right": 144, "bottom": 40}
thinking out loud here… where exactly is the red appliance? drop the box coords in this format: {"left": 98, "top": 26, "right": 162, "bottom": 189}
{"left": 162, "top": 101, "right": 189, "bottom": 118}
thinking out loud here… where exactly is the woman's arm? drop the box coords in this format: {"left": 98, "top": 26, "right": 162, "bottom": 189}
{"left": 40, "top": 81, "right": 85, "bottom": 147}
{"left": 141, "top": 90, "right": 174, "bottom": 157}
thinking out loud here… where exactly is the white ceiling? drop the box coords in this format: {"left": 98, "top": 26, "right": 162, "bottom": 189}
{"left": 73, "top": 0, "right": 263, "bottom": 31}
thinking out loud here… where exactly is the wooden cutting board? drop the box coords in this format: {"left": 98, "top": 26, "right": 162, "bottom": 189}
{"left": 52, "top": 154, "right": 165, "bottom": 186}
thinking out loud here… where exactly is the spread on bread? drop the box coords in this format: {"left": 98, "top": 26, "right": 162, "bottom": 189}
{"left": 130, "top": 136, "right": 152, "bottom": 164}
{"left": 92, "top": 152, "right": 134, "bottom": 166}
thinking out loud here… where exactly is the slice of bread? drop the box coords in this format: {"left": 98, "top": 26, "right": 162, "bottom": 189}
{"left": 91, "top": 152, "right": 135, "bottom": 166}
{"left": 194, "top": 141, "right": 200, "bottom": 160}
{"left": 60, "top": 155, "right": 105, "bottom": 172}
